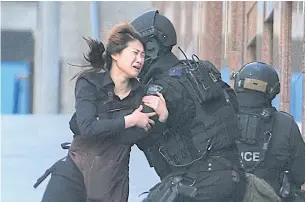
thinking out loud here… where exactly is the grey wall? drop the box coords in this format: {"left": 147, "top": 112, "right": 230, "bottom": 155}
{"left": 1, "top": 1, "right": 38, "bottom": 31}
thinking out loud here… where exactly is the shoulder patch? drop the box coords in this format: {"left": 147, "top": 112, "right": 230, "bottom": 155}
{"left": 147, "top": 84, "right": 163, "bottom": 95}
{"left": 168, "top": 66, "right": 185, "bottom": 77}
{"left": 260, "top": 108, "right": 275, "bottom": 120}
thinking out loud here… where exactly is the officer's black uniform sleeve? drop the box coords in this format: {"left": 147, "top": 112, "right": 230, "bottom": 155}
{"left": 151, "top": 77, "right": 195, "bottom": 128}
{"left": 74, "top": 77, "right": 125, "bottom": 137}
{"left": 136, "top": 77, "right": 194, "bottom": 176}
{"left": 288, "top": 119, "right": 305, "bottom": 186}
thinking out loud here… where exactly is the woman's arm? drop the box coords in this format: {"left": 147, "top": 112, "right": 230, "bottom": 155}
{"left": 73, "top": 77, "right": 155, "bottom": 137}
{"left": 74, "top": 77, "right": 126, "bottom": 137}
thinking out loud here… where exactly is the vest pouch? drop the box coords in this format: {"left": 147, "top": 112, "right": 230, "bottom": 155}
{"left": 192, "top": 105, "right": 239, "bottom": 151}
{"left": 185, "top": 66, "right": 222, "bottom": 103}
{"left": 238, "top": 114, "right": 261, "bottom": 144}
{"left": 158, "top": 131, "right": 193, "bottom": 167}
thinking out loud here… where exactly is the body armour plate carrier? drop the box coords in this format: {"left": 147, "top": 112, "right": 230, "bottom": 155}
{"left": 236, "top": 108, "right": 276, "bottom": 172}
{"left": 146, "top": 59, "right": 241, "bottom": 168}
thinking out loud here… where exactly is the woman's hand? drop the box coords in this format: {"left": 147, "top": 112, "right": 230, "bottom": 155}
{"left": 142, "top": 92, "right": 169, "bottom": 122}
{"left": 124, "top": 105, "right": 156, "bottom": 131}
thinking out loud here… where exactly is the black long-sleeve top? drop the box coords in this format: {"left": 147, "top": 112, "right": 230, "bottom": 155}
{"left": 69, "top": 71, "right": 166, "bottom": 144}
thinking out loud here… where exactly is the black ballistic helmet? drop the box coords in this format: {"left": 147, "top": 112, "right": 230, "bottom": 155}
{"left": 131, "top": 10, "right": 177, "bottom": 60}
{"left": 232, "top": 62, "right": 280, "bottom": 100}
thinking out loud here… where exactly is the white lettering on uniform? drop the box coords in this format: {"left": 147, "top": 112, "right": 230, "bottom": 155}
{"left": 252, "top": 152, "right": 260, "bottom": 161}
{"left": 241, "top": 152, "right": 260, "bottom": 162}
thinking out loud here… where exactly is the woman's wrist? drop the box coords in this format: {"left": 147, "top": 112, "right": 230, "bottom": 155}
{"left": 124, "top": 114, "right": 136, "bottom": 128}
{"left": 158, "top": 111, "right": 168, "bottom": 123}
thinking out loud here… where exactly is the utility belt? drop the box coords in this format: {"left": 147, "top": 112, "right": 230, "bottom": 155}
{"left": 142, "top": 156, "right": 242, "bottom": 202}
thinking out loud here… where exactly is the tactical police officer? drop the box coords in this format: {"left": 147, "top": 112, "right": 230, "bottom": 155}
{"left": 131, "top": 10, "right": 246, "bottom": 202}
{"left": 232, "top": 62, "right": 305, "bottom": 201}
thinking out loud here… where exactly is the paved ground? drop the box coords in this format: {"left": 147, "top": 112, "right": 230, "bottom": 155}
{"left": 2, "top": 115, "right": 303, "bottom": 202}
{"left": 1, "top": 115, "right": 160, "bottom": 202}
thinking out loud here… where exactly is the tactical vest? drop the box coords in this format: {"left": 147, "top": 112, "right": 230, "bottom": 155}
{"left": 236, "top": 108, "right": 276, "bottom": 172}
{"left": 144, "top": 59, "right": 241, "bottom": 169}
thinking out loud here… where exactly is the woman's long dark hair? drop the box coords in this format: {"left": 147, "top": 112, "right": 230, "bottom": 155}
{"left": 71, "top": 21, "right": 144, "bottom": 80}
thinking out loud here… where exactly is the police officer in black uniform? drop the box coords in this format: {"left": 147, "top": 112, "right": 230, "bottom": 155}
{"left": 131, "top": 10, "right": 246, "bottom": 202}
{"left": 232, "top": 62, "right": 305, "bottom": 201}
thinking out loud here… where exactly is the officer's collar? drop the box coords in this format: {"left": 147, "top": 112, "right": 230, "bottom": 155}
{"left": 153, "top": 52, "right": 180, "bottom": 70}
{"left": 237, "top": 92, "right": 272, "bottom": 108}
{"left": 141, "top": 52, "right": 180, "bottom": 83}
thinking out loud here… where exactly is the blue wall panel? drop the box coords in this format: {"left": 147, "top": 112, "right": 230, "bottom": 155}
{"left": 290, "top": 72, "right": 303, "bottom": 122}
{"left": 1, "top": 62, "right": 31, "bottom": 114}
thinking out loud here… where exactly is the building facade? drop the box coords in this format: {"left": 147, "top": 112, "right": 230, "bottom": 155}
{"left": 1, "top": 1, "right": 304, "bottom": 135}
{"left": 153, "top": 1, "right": 305, "bottom": 135}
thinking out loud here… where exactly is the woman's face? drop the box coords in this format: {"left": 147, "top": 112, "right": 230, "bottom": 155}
{"left": 112, "top": 39, "right": 145, "bottom": 78}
